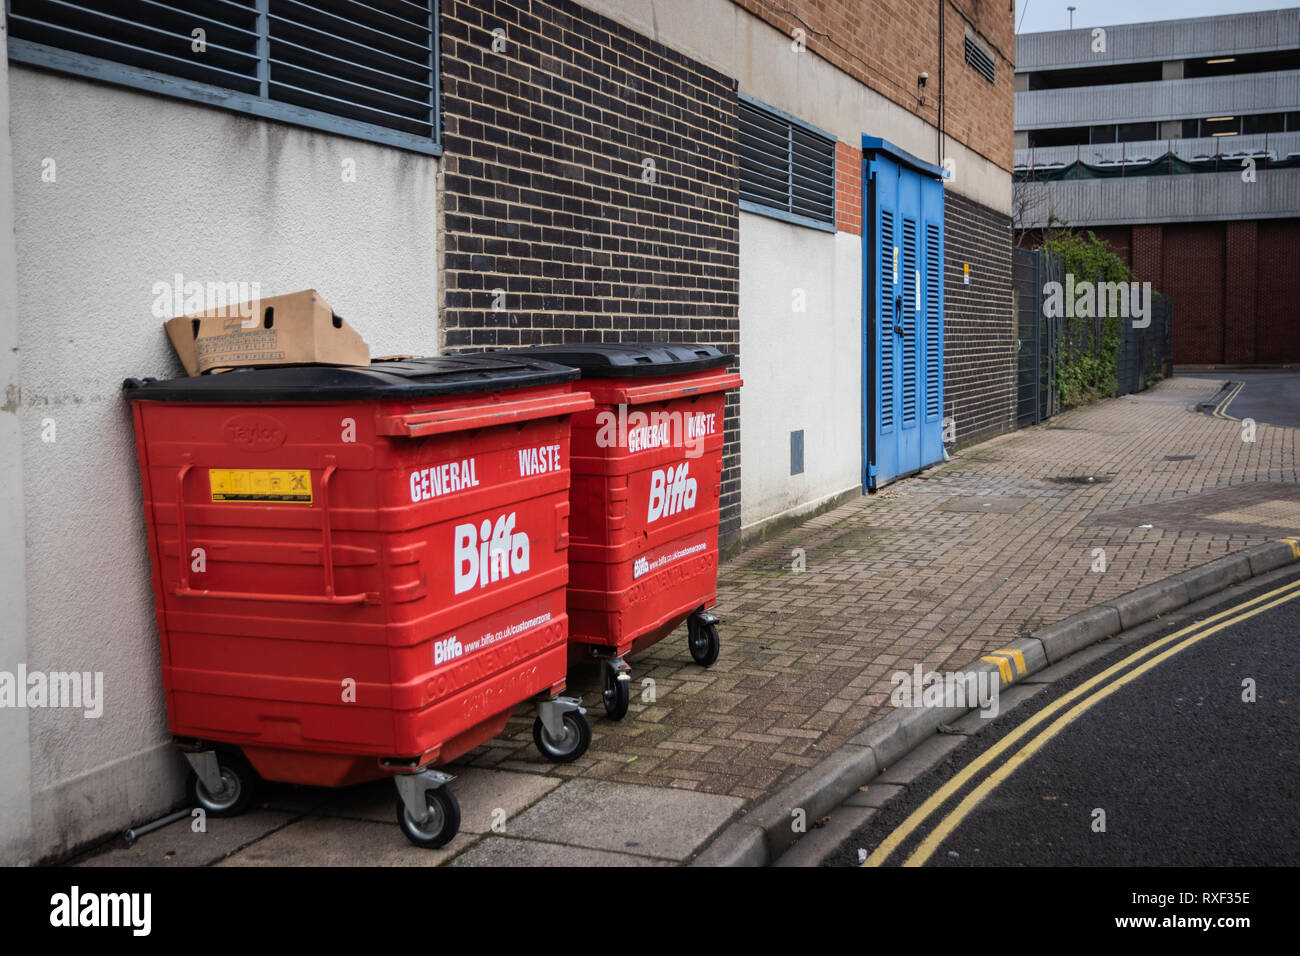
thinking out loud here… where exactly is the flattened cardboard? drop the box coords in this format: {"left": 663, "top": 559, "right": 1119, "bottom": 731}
{"left": 164, "top": 289, "right": 369, "bottom": 375}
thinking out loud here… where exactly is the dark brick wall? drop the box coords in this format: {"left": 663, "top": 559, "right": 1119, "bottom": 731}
{"left": 944, "top": 191, "right": 1015, "bottom": 445}
{"left": 438, "top": 0, "right": 743, "bottom": 542}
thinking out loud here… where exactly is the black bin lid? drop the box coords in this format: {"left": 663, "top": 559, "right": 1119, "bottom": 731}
{"left": 504, "top": 342, "right": 734, "bottom": 378}
{"left": 122, "top": 355, "right": 580, "bottom": 402}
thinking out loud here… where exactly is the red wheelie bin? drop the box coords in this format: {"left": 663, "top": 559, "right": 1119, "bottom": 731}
{"left": 508, "top": 344, "right": 741, "bottom": 719}
{"left": 124, "top": 355, "right": 594, "bottom": 847}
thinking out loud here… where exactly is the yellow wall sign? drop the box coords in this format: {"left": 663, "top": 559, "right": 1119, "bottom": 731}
{"left": 209, "top": 468, "right": 312, "bottom": 504}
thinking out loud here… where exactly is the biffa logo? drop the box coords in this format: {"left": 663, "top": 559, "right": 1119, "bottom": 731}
{"left": 647, "top": 463, "right": 697, "bottom": 523}
{"left": 434, "top": 636, "right": 463, "bottom": 665}
{"left": 454, "top": 512, "right": 531, "bottom": 595}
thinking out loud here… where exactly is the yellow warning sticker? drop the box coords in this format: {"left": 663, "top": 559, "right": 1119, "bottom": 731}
{"left": 209, "top": 469, "right": 312, "bottom": 504}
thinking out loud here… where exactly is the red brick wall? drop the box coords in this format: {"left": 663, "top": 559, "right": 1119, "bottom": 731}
{"left": 835, "top": 141, "right": 862, "bottom": 235}
{"left": 1256, "top": 219, "right": 1300, "bottom": 364}
{"left": 1162, "top": 225, "right": 1224, "bottom": 365}
{"left": 1090, "top": 226, "right": 1131, "bottom": 268}
{"left": 728, "top": 0, "right": 1014, "bottom": 171}
{"left": 1109, "top": 218, "right": 1300, "bottom": 365}
{"left": 1223, "top": 221, "right": 1259, "bottom": 365}
{"left": 939, "top": 0, "right": 1015, "bottom": 172}
{"left": 1130, "top": 225, "right": 1164, "bottom": 291}
{"left": 1027, "top": 219, "right": 1300, "bottom": 365}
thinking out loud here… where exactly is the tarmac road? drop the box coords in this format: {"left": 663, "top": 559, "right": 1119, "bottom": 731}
{"left": 1183, "top": 369, "right": 1300, "bottom": 429}
{"left": 831, "top": 568, "right": 1300, "bottom": 867}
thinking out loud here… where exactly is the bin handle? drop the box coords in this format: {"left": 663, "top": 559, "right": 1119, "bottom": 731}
{"left": 378, "top": 392, "right": 594, "bottom": 438}
{"left": 173, "top": 458, "right": 372, "bottom": 606}
{"left": 584, "top": 371, "right": 742, "bottom": 406}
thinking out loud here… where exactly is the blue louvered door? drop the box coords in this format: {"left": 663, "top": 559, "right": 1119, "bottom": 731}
{"left": 866, "top": 156, "right": 900, "bottom": 487}
{"left": 920, "top": 176, "right": 945, "bottom": 468}
{"left": 865, "top": 154, "right": 944, "bottom": 489}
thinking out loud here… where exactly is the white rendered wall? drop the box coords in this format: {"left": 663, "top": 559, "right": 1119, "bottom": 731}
{"left": 739, "top": 213, "right": 863, "bottom": 530}
{"left": 0, "top": 9, "right": 35, "bottom": 867}
{"left": 7, "top": 65, "right": 439, "bottom": 861}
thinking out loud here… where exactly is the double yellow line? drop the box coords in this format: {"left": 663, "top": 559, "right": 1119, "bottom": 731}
{"left": 863, "top": 574, "right": 1300, "bottom": 867}
{"left": 1211, "top": 381, "right": 1244, "bottom": 420}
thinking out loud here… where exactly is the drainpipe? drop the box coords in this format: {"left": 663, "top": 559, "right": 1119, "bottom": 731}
{"left": 937, "top": 0, "right": 944, "bottom": 167}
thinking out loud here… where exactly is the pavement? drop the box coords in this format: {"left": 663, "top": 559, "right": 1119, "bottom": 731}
{"left": 73, "top": 375, "right": 1300, "bottom": 866}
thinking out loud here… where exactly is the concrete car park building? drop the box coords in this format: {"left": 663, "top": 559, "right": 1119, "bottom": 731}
{"left": 1014, "top": 7, "right": 1300, "bottom": 365}
{"left": 0, "top": 0, "right": 1013, "bottom": 863}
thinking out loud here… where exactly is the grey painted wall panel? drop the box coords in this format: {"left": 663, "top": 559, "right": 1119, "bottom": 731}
{"left": 1016, "top": 131, "right": 1300, "bottom": 169}
{"left": 1016, "top": 169, "right": 1300, "bottom": 226}
{"left": 1017, "top": 8, "right": 1300, "bottom": 71}
{"left": 1016, "top": 70, "right": 1300, "bottom": 128}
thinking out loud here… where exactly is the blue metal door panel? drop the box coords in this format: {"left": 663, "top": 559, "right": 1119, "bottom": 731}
{"left": 898, "top": 209, "right": 921, "bottom": 475}
{"left": 864, "top": 141, "right": 945, "bottom": 489}
{"left": 920, "top": 175, "right": 945, "bottom": 468}
{"left": 865, "top": 156, "right": 900, "bottom": 489}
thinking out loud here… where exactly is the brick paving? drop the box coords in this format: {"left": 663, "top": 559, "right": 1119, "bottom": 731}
{"left": 457, "top": 378, "right": 1297, "bottom": 802}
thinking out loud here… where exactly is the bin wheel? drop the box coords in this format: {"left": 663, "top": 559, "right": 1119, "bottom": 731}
{"left": 396, "top": 787, "right": 461, "bottom": 850}
{"left": 602, "top": 668, "right": 631, "bottom": 721}
{"left": 187, "top": 752, "right": 257, "bottom": 817}
{"left": 533, "top": 711, "right": 591, "bottom": 763}
{"left": 688, "top": 618, "right": 721, "bottom": 667}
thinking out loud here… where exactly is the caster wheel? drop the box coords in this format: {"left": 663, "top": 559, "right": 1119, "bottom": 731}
{"left": 186, "top": 752, "right": 258, "bottom": 817}
{"left": 533, "top": 710, "right": 592, "bottom": 763}
{"left": 396, "top": 787, "right": 461, "bottom": 849}
{"left": 688, "top": 617, "right": 720, "bottom": 667}
{"left": 602, "top": 667, "right": 631, "bottom": 721}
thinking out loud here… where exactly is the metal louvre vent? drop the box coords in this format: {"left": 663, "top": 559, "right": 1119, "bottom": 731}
{"left": 7, "top": 0, "right": 440, "bottom": 151}
{"left": 739, "top": 97, "right": 836, "bottom": 227}
{"left": 8, "top": 0, "right": 261, "bottom": 92}
{"left": 925, "top": 223, "right": 941, "bottom": 421}
{"left": 879, "top": 209, "right": 895, "bottom": 431}
{"left": 268, "top": 0, "right": 436, "bottom": 139}
{"left": 964, "top": 34, "right": 995, "bottom": 84}
{"left": 901, "top": 217, "right": 917, "bottom": 425}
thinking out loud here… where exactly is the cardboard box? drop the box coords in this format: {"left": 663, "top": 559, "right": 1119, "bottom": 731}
{"left": 163, "top": 289, "right": 369, "bottom": 375}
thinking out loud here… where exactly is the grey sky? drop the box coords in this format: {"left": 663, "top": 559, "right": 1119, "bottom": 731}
{"left": 1016, "top": 0, "right": 1298, "bottom": 33}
